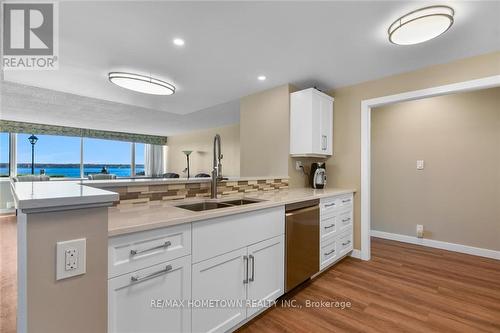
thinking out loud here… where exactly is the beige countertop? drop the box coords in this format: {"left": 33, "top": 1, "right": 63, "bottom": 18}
{"left": 108, "top": 187, "right": 356, "bottom": 236}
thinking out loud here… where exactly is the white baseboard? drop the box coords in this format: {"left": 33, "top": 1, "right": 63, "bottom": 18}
{"left": 350, "top": 249, "right": 361, "bottom": 259}
{"left": 371, "top": 230, "right": 500, "bottom": 261}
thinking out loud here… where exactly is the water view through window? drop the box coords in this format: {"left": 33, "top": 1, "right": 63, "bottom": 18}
{"left": 84, "top": 138, "right": 132, "bottom": 177}
{"left": 0, "top": 132, "right": 9, "bottom": 177}
{"left": 135, "top": 143, "right": 145, "bottom": 176}
{"left": 17, "top": 134, "right": 81, "bottom": 177}
{"left": 13, "top": 134, "right": 147, "bottom": 178}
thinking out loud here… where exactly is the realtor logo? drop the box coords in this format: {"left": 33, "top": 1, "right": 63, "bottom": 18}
{"left": 2, "top": 2, "right": 58, "bottom": 70}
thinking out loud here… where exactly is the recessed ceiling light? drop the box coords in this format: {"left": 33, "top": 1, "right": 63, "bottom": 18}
{"left": 388, "top": 5, "right": 454, "bottom": 45}
{"left": 108, "top": 72, "right": 175, "bottom": 95}
{"left": 173, "top": 38, "right": 185, "bottom": 46}
{"left": 257, "top": 75, "right": 267, "bottom": 81}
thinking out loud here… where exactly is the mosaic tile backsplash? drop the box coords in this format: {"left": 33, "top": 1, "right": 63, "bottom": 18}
{"left": 100, "top": 179, "right": 289, "bottom": 205}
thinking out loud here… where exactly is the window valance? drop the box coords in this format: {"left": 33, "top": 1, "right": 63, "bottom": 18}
{"left": 0, "top": 120, "right": 168, "bottom": 145}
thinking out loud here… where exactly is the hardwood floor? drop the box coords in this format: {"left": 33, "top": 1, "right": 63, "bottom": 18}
{"left": 1, "top": 216, "right": 499, "bottom": 333}
{"left": 239, "top": 237, "right": 500, "bottom": 333}
{"left": 0, "top": 214, "right": 16, "bottom": 333}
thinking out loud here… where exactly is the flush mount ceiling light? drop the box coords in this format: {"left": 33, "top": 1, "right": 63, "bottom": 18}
{"left": 388, "top": 5, "right": 454, "bottom": 45}
{"left": 257, "top": 75, "right": 267, "bottom": 81}
{"left": 108, "top": 72, "right": 175, "bottom": 95}
{"left": 173, "top": 38, "right": 185, "bottom": 46}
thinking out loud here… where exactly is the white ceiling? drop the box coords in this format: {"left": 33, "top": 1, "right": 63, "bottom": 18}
{"left": 2, "top": 1, "right": 500, "bottom": 135}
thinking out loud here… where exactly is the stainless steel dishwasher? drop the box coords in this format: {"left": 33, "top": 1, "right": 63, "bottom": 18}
{"left": 285, "top": 199, "right": 320, "bottom": 292}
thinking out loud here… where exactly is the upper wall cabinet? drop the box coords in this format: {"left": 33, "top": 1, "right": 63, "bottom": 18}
{"left": 290, "top": 88, "right": 333, "bottom": 157}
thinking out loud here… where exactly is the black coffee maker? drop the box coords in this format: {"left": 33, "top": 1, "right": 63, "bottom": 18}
{"left": 310, "top": 162, "right": 326, "bottom": 189}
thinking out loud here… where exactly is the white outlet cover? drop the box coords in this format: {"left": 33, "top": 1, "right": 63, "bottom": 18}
{"left": 416, "top": 160, "right": 425, "bottom": 170}
{"left": 56, "top": 238, "right": 86, "bottom": 280}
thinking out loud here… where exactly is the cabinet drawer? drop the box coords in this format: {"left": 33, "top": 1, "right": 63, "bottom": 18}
{"left": 192, "top": 206, "right": 284, "bottom": 263}
{"left": 337, "top": 231, "right": 353, "bottom": 257}
{"left": 109, "top": 223, "right": 191, "bottom": 278}
{"left": 320, "top": 197, "right": 338, "bottom": 215}
{"left": 108, "top": 255, "right": 191, "bottom": 333}
{"left": 337, "top": 194, "right": 353, "bottom": 210}
{"left": 320, "top": 237, "right": 338, "bottom": 270}
{"left": 337, "top": 210, "right": 353, "bottom": 234}
{"left": 320, "top": 214, "right": 338, "bottom": 240}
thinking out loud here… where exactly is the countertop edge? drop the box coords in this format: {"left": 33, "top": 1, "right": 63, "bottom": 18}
{"left": 11, "top": 182, "right": 120, "bottom": 210}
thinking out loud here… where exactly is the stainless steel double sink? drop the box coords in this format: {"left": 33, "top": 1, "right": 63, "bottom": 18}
{"left": 176, "top": 198, "right": 264, "bottom": 212}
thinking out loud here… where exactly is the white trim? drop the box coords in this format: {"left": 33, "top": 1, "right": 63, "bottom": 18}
{"left": 17, "top": 212, "right": 27, "bottom": 333}
{"left": 360, "top": 75, "right": 500, "bottom": 261}
{"left": 371, "top": 230, "right": 500, "bottom": 261}
{"left": 350, "top": 249, "right": 361, "bottom": 259}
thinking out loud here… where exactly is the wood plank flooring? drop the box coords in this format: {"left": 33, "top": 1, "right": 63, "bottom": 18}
{"left": 1, "top": 214, "right": 500, "bottom": 333}
{"left": 239, "top": 237, "right": 500, "bottom": 333}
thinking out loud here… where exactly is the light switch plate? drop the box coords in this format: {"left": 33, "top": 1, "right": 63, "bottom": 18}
{"left": 416, "top": 160, "right": 425, "bottom": 170}
{"left": 56, "top": 238, "right": 86, "bottom": 280}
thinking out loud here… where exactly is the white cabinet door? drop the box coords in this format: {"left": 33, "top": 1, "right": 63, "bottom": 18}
{"left": 108, "top": 256, "right": 191, "bottom": 333}
{"left": 290, "top": 88, "right": 333, "bottom": 157}
{"left": 319, "top": 95, "right": 333, "bottom": 156}
{"left": 192, "top": 248, "right": 248, "bottom": 333}
{"left": 247, "top": 235, "right": 284, "bottom": 317}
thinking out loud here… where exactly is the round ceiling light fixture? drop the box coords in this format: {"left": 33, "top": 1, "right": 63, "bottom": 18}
{"left": 108, "top": 72, "right": 175, "bottom": 95}
{"left": 173, "top": 38, "right": 185, "bottom": 46}
{"left": 388, "top": 5, "right": 454, "bottom": 45}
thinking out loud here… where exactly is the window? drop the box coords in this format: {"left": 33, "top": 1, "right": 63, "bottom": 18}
{"left": 83, "top": 138, "right": 132, "bottom": 177}
{"left": 17, "top": 134, "right": 81, "bottom": 177}
{"left": 0, "top": 132, "right": 9, "bottom": 177}
{"left": 135, "top": 143, "right": 145, "bottom": 176}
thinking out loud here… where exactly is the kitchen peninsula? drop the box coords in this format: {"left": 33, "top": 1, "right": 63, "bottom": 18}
{"left": 11, "top": 178, "right": 355, "bottom": 333}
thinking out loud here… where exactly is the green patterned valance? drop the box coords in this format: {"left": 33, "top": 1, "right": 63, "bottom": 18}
{"left": 0, "top": 120, "right": 168, "bottom": 145}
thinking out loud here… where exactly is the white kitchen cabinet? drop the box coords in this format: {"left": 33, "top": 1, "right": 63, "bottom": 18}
{"left": 319, "top": 193, "right": 354, "bottom": 271}
{"left": 290, "top": 88, "right": 333, "bottom": 157}
{"left": 247, "top": 235, "right": 284, "bottom": 317}
{"left": 192, "top": 248, "right": 248, "bottom": 333}
{"left": 192, "top": 235, "right": 285, "bottom": 333}
{"left": 108, "top": 255, "right": 191, "bottom": 333}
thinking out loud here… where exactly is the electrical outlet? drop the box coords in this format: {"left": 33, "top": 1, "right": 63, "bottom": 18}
{"left": 416, "top": 160, "right": 425, "bottom": 170}
{"left": 416, "top": 224, "right": 424, "bottom": 238}
{"left": 65, "top": 248, "right": 78, "bottom": 270}
{"left": 295, "top": 161, "right": 303, "bottom": 171}
{"left": 56, "top": 238, "right": 86, "bottom": 280}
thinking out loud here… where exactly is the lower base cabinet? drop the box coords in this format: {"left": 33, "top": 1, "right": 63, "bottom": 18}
{"left": 108, "top": 255, "right": 192, "bottom": 333}
{"left": 192, "top": 235, "right": 284, "bottom": 333}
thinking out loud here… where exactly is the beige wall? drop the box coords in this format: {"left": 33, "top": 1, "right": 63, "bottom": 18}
{"left": 167, "top": 124, "right": 240, "bottom": 177}
{"left": 329, "top": 51, "right": 500, "bottom": 250}
{"left": 240, "top": 84, "right": 291, "bottom": 179}
{"left": 371, "top": 88, "right": 500, "bottom": 251}
{"left": 239, "top": 84, "right": 319, "bottom": 187}
{"left": 22, "top": 207, "right": 108, "bottom": 333}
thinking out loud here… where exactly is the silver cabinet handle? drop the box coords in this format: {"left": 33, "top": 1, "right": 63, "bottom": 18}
{"left": 324, "top": 224, "right": 335, "bottom": 229}
{"left": 324, "top": 249, "right": 335, "bottom": 256}
{"left": 322, "top": 135, "right": 327, "bottom": 150}
{"left": 324, "top": 202, "right": 336, "bottom": 208}
{"left": 243, "top": 255, "right": 249, "bottom": 284}
{"left": 130, "top": 241, "right": 171, "bottom": 256}
{"left": 249, "top": 255, "right": 255, "bottom": 282}
{"left": 342, "top": 218, "right": 351, "bottom": 223}
{"left": 342, "top": 240, "right": 351, "bottom": 246}
{"left": 130, "top": 265, "right": 172, "bottom": 283}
